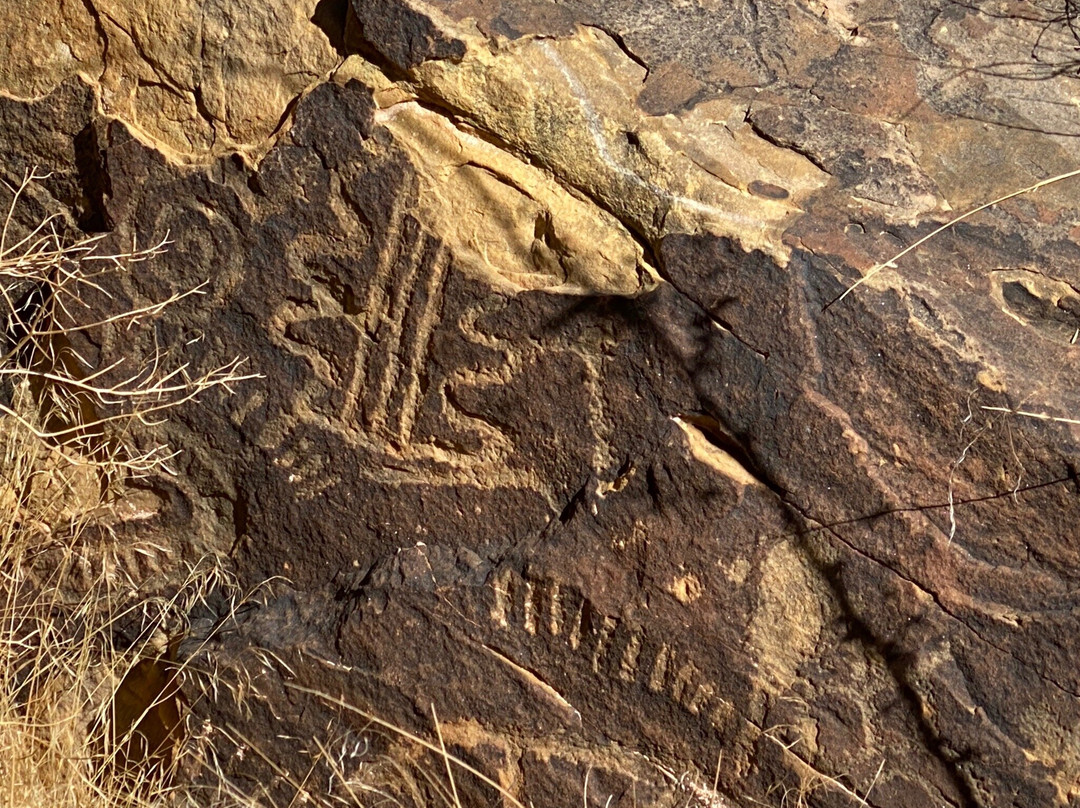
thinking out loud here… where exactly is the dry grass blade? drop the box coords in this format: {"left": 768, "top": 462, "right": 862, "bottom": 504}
{"left": 284, "top": 682, "right": 529, "bottom": 808}
{"left": 830, "top": 166, "right": 1080, "bottom": 307}
{"left": 980, "top": 405, "right": 1080, "bottom": 425}
{"left": 0, "top": 167, "right": 261, "bottom": 481}
{"left": 430, "top": 703, "right": 461, "bottom": 808}
{"left": 651, "top": 760, "right": 735, "bottom": 808}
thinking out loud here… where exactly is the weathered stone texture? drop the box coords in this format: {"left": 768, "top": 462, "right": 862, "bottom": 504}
{"left": 3, "top": 0, "right": 1080, "bottom": 806}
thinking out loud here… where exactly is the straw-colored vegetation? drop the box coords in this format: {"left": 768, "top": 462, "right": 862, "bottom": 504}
{"left": 0, "top": 170, "right": 543, "bottom": 808}
{"left": 0, "top": 168, "right": 256, "bottom": 807}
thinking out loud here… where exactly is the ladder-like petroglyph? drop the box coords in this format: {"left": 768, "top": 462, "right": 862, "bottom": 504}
{"left": 487, "top": 567, "right": 736, "bottom": 732}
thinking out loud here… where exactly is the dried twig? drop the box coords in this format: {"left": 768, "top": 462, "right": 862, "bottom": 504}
{"left": 830, "top": 166, "right": 1080, "bottom": 307}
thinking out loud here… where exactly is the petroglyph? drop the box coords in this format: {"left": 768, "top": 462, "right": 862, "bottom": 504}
{"left": 567, "top": 596, "right": 584, "bottom": 651}
{"left": 355, "top": 218, "right": 448, "bottom": 439}
{"left": 548, "top": 581, "right": 563, "bottom": 636}
{"left": 590, "top": 615, "right": 618, "bottom": 674}
{"left": 648, "top": 644, "right": 672, "bottom": 694}
{"left": 522, "top": 580, "right": 537, "bottom": 635}
{"left": 263, "top": 197, "right": 628, "bottom": 497}
{"left": 486, "top": 568, "right": 737, "bottom": 733}
{"left": 618, "top": 630, "right": 643, "bottom": 682}
{"left": 490, "top": 566, "right": 513, "bottom": 628}
{"left": 746, "top": 541, "right": 832, "bottom": 696}
{"left": 266, "top": 209, "right": 534, "bottom": 489}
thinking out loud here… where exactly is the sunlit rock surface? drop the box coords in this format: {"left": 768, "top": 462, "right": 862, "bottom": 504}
{"left": 2, "top": 1, "right": 1080, "bottom": 804}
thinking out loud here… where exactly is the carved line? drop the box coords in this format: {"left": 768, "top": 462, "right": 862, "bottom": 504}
{"left": 365, "top": 218, "right": 427, "bottom": 432}
{"left": 342, "top": 193, "right": 408, "bottom": 425}
{"left": 394, "top": 244, "right": 449, "bottom": 444}
{"left": 549, "top": 581, "right": 563, "bottom": 636}
{"left": 523, "top": 580, "right": 537, "bottom": 635}
{"left": 590, "top": 615, "right": 617, "bottom": 674}
{"left": 568, "top": 597, "right": 583, "bottom": 651}
{"left": 618, "top": 629, "right": 642, "bottom": 682}
{"left": 491, "top": 567, "right": 513, "bottom": 628}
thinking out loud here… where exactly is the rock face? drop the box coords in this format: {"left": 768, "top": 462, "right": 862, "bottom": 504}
{"left": 3, "top": 0, "right": 1080, "bottom": 805}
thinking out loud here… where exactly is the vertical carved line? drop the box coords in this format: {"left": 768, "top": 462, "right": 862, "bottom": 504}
{"left": 490, "top": 568, "right": 513, "bottom": 629}
{"left": 568, "top": 599, "right": 584, "bottom": 651}
{"left": 548, "top": 581, "right": 563, "bottom": 636}
{"left": 590, "top": 615, "right": 618, "bottom": 674}
{"left": 366, "top": 220, "right": 426, "bottom": 432}
{"left": 522, "top": 580, "right": 537, "bottom": 635}
{"left": 344, "top": 193, "right": 407, "bottom": 423}
{"left": 648, "top": 644, "right": 671, "bottom": 693}
{"left": 361, "top": 196, "right": 407, "bottom": 329}
{"left": 618, "top": 630, "right": 643, "bottom": 683}
{"left": 395, "top": 245, "right": 448, "bottom": 443}
{"left": 582, "top": 353, "right": 615, "bottom": 475}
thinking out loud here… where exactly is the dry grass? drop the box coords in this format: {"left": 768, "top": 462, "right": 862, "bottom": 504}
{"left": 830, "top": 165, "right": 1080, "bottom": 308}
{"left": 0, "top": 169, "right": 734, "bottom": 808}
{"left": 0, "top": 169, "right": 535, "bottom": 808}
{"left": 832, "top": 163, "right": 1080, "bottom": 436}
{"left": 0, "top": 167, "right": 258, "bottom": 808}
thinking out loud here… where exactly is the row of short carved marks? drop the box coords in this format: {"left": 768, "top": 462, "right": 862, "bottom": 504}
{"left": 487, "top": 567, "right": 736, "bottom": 735}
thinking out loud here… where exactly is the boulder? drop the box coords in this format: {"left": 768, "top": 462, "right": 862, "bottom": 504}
{"left": 2, "top": 0, "right": 1079, "bottom": 805}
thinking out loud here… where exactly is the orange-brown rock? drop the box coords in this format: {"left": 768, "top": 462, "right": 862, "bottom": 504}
{"left": 2, "top": 1, "right": 1080, "bottom": 805}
